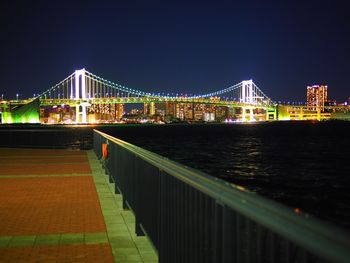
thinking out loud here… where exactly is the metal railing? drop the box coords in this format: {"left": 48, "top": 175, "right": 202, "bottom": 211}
{"left": 94, "top": 129, "right": 350, "bottom": 263}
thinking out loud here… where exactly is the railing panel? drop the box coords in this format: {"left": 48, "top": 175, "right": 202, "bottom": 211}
{"left": 219, "top": 211, "right": 324, "bottom": 263}
{"left": 105, "top": 141, "right": 116, "bottom": 184}
{"left": 112, "top": 144, "right": 121, "bottom": 190}
{"left": 133, "top": 157, "right": 159, "bottom": 247}
{"left": 93, "top": 131, "right": 102, "bottom": 158}
{"left": 117, "top": 147, "right": 136, "bottom": 208}
{"left": 158, "top": 171, "right": 217, "bottom": 263}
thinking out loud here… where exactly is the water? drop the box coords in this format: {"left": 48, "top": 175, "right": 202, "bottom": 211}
{"left": 98, "top": 121, "right": 350, "bottom": 230}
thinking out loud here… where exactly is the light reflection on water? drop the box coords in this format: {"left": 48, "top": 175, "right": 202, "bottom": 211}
{"left": 99, "top": 121, "right": 350, "bottom": 230}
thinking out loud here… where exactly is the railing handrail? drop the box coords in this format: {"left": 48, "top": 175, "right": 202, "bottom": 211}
{"left": 94, "top": 129, "right": 350, "bottom": 263}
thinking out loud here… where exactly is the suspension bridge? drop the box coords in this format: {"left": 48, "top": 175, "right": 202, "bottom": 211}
{"left": 1, "top": 69, "right": 276, "bottom": 124}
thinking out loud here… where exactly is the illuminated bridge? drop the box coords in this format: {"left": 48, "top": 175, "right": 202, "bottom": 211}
{"left": 1, "top": 69, "right": 276, "bottom": 124}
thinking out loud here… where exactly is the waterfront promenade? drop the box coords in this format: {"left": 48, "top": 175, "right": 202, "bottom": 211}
{"left": 0, "top": 148, "right": 157, "bottom": 262}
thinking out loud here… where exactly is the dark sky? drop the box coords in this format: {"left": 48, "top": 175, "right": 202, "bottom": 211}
{"left": 0, "top": 0, "right": 349, "bottom": 102}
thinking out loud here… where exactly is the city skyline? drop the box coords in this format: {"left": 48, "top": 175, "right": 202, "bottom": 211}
{"left": 0, "top": 1, "right": 349, "bottom": 101}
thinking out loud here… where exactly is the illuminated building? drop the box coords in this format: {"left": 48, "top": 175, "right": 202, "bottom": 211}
{"left": 144, "top": 102, "right": 155, "bottom": 115}
{"left": 307, "top": 85, "right": 328, "bottom": 111}
{"left": 183, "top": 104, "right": 194, "bottom": 120}
{"left": 155, "top": 103, "right": 166, "bottom": 117}
{"left": 193, "top": 104, "right": 205, "bottom": 121}
{"left": 165, "top": 102, "right": 176, "bottom": 117}
{"left": 203, "top": 112, "right": 215, "bottom": 122}
{"left": 87, "top": 103, "right": 124, "bottom": 123}
{"left": 130, "top": 108, "right": 141, "bottom": 115}
{"left": 214, "top": 106, "right": 228, "bottom": 121}
{"left": 176, "top": 103, "right": 185, "bottom": 120}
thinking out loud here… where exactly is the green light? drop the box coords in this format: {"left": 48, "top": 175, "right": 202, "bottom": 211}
{"left": 1, "top": 112, "right": 13, "bottom": 124}
{"left": 277, "top": 105, "right": 291, "bottom": 121}
{"left": 1, "top": 99, "right": 40, "bottom": 124}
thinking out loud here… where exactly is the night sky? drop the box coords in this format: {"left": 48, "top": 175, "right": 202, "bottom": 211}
{"left": 0, "top": 0, "right": 349, "bottom": 102}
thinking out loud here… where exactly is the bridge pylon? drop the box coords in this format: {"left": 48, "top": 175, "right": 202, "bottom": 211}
{"left": 74, "top": 69, "right": 89, "bottom": 123}
{"left": 241, "top": 106, "right": 255, "bottom": 122}
{"left": 241, "top": 80, "right": 253, "bottom": 104}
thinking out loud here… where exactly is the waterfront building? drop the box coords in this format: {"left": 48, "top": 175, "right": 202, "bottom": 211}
{"left": 193, "top": 104, "right": 206, "bottom": 121}
{"left": 307, "top": 85, "right": 328, "bottom": 111}
{"left": 203, "top": 112, "right": 215, "bottom": 122}
{"left": 165, "top": 102, "right": 176, "bottom": 117}
{"left": 214, "top": 106, "right": 228, "bottom": 121}
{"left": 87, "top": 103, "right": 124, "bottom": 123}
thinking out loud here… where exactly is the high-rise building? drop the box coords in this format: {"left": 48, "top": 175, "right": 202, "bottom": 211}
{"left": 307, "top": 85, "right": 328, "bottom": 110}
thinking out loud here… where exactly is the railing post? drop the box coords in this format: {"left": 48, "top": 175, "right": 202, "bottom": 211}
{"left": 135, "top": 218, "right": 145, "bottom": 236}
{"left": 158, "top": 170, "right": 167, "bottom": 263}
{"left": 115, "top": 185, "right": 121, "bottom": 194}
{"left": 114, "top": 145, "right": 121, "bottom": 194}
{"left": 212, "top": 201, "right": 223, "bottom": 263}
{"left": 122, "top": 197, "right": 129, "bottom": 210}
{"left": 222, "top": 206, "right": 235, "bottom": 263}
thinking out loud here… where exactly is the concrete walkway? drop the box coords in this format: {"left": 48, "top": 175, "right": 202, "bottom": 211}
{"left": 0, "top": 148, "right": 158, "bottom": 263}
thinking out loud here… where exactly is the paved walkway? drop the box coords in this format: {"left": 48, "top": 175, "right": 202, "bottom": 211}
{"left": 0, "top": 148, "right": 158, "bottom": 263}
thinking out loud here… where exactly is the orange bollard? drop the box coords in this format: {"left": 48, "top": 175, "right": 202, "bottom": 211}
{"left": 102, "top": 143, "right": 108, "bottom": 160}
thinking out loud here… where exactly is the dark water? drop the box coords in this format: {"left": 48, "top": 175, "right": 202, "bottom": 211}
{"left": 98, "top": 121, "right": 350, "bottom": 230}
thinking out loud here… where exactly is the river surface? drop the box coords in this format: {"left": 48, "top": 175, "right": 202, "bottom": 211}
{"left": 98, "top": 121, "right": 350, "bottom": 230}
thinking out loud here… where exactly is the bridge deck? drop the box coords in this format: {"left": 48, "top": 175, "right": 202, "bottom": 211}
{"left": 0, "top": 148, "right": 157, "bottom": 263}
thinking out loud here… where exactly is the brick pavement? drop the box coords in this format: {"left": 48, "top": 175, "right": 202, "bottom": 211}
{"left": 0, "top": 243, "right": 113, "bottom": 263}
{"left": 0, "top": 148, "right": 112, "bottom": 262}
{"left": 0, "top": 177, "right": 105, "bottom": 235}
{"left": 0, "top": 148, "right": 158, "bottom": 262}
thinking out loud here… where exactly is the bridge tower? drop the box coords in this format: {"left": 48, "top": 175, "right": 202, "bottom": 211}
{"left": 241, "top": 80, "right": 253, "bottom": 104}
{"left": 241, "top": 106, "right": 255, "bottom": 122}
{"left": 240, "top": 80, "right": 254, "bottom": 121}
{"left": 74, "top": 69, "right": 89, "bottom": 123}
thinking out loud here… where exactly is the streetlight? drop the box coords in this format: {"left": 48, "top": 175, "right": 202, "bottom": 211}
{"left": 16, "top": 93, "right": 19, "bottom": 101}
